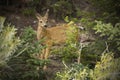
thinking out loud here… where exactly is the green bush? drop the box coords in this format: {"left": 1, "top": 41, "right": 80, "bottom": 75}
{"left": 0, "top": 16, "right": 21, "bottom": 65}
{"left": 90, "top": 0, "right": 120, "bottom": 24}
{"left": 0, "top": 16, "right": 21, "bottom": 79}
{"left": 51, "top": 21, "right": 79, "bottom": 63}
{"left": 22, "top": 8, "right": 36, "bottom": 16}
{"left": 81, "top": 40, "right": 105, "bottom": 67}
{"left": 93, "top": 52, "right": 120, "bottom": 80}
{"left": 9, "top": 26, "right": 46, "bottom": 80}
{"left": 0, "top": 26, "right": 47, "bottom": 80}
{"left": 56, "top": 63, "right": 92, "bottom": 80}
{"left": 93, "top": 21, "right": 120, "bottom": 54}
{"left": 56, "top": 52, "right": 120, "bottom": 80}
{"left": 51, "top": 0, "right": 73, "bottom": 19}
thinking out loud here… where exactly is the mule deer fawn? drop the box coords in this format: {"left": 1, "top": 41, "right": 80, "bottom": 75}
{"left": 36, "top": 10, "right": 79, "bottom": 69}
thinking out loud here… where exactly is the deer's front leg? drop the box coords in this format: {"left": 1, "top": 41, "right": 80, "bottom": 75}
{"left": 45, "top": 47, "right": 50, "bottom": 59}
{"left": 40, "top": 49, "right": 45, "bottom": 59}
{"left": 43, "top": 47, "right": 50, "bottom": 70}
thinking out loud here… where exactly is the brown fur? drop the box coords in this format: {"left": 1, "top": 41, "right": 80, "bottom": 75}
{"left": 36, "top": 10, "right": 78, "bottom": 69}
{"left": 37, "top": 24, "right": 70, "bottom": 59}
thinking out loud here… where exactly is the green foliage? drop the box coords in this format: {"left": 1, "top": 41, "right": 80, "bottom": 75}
{"left": 64, "top": 16, "right": 80, "bottom": 23}
{"left": 90, "top": 0, "right": 120, "bottom": 14}
{"left": 20, "top": 26, "right": 45, "bottom": 56}
{"left": 93, "top": 52, "right": 120, "bottom": 80}
{"left": 90, "top": 0, "right": 120, "bottom": 24}
{"left": 30, "top": 0, "right": 49, "bottom": 11}
{"left": 74, "top": 18, "right": 102, "bottom": 67}
{"left": 66, "top": 21, "right": 79, "bottom": 44}
{"left": 22, "top": 8, "right": 36, "bottom": 16}
{"left": 93, "top": 21, "right": 120, "bottom": 53}
{"left": 81, "top": 40, "right": 106, "bottom": 66}
{"left": 13, "top": 27, "right": 46, "bottom": 80}
{"left": 56, "top": 52, "right": 120, "bottom": 80}
{"left": 0, "top": 26, "right": 46, "bottom": 80}
{"left": 51, "top": 0, "right": 73, "bottom": 19}
{"left": 76, "top": 8, "right": 95, "bottom": 19}
{"left": 56, "top": 63, "right": 92, "bottom": 80}
{"left": 0, "top": 16, "right": 5, "bottom": 32}
{"left": 80, "top": 18, "right": 96, "bottom": 31}
{"left": 93, "top": 21, "right": 113, "bottom": 37}
{"left": 33, "top": 0, "right": 41, "bottom": 4}
{"left": 0, "top": 16, "right": 21, "bottom": 65}
{"left": 21, "top": 26, "right": 36, "bottom": 42}
{"left": 52, "top": 21, "right": 79, "bottom": 63}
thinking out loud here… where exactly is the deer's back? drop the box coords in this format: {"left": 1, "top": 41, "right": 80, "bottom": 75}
{"left": 46, "top": 25, "right": 69, "bottom": 44}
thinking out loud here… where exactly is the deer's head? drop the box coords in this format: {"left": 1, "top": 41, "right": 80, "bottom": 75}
{"left": 36, "top": 9, "right": 49, "bottom": 28}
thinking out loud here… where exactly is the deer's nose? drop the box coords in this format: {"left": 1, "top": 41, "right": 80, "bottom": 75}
{"left": 44, "top": 24, "right": 48, "bottom": 27}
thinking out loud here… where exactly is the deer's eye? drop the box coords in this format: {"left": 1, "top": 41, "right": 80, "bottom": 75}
{"left": 40, "top": 21, "right": 42, "bottom": 23}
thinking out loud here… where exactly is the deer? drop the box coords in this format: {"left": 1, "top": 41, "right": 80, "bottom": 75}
{"left": 35, "top": 10, "right": 88, "bottom": 69}
{"left": 35, "top": 10, "right": 80, "bottom": 69}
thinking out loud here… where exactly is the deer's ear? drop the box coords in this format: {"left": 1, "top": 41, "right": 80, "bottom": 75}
{"left": 44, "top": 9, "right": 49, "bottom": 19}
{"left": 36, "top": 13, "right": 42, "bottom": 20}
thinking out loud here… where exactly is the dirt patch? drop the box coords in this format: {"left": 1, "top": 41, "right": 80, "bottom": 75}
{"left": 4, "top": 13, "right": 37, "bottom": 33}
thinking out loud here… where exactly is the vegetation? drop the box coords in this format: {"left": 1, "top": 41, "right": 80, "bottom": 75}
{"left": 56, "top": 52, "right": 120, "bottom": 80}
{"left": 0, "top": 18, "right": 46, "bottom": 80}
{"left": 90, "top": 0, "right": 120, "bottom": 24}
{"left": 0, "top": 0, "right": 120, "bottom": 80}
{"left": 93, "top": 52, "right": 120, "bottom": 80}
{"left": 51, "top": 21, "right": 79, "bottom": 63}
{"left": 0, "top": 17, "right": 20, "bottom": 65}
{"left": 56, "top": 63, "right": 92, "bottom": 80}
{"left": 93, "top": 21, "right": 120, "bottom": 54}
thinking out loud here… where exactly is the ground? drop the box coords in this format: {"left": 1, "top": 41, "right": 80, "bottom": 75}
{"left": 46, "top": 55, "right": 64, "bottom": 80}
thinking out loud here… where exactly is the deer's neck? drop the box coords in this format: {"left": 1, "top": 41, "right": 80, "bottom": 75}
{"left": 37, "top": 26, "right": 46, "bottom": 40}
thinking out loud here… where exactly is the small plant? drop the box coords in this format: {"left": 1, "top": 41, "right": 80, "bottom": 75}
{"left": 22, "top": 8, "right": 36, "bottom": 16}
{"left": 55, "top": 63, "right": 92, "bottom": 80}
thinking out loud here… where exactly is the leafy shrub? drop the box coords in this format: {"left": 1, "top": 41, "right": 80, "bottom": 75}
{"left": 93, "top": 21, "right": 120, "bottom": 54}
{"left": 10, "top": 26, "right": 46, "bottom": 80}
{"left": 0, "top": 26, "right": 47, "bottom": 80}
{"left": 56, "top": 52, "right": 120, "bottom": 80}
{"left": 0, "top": 17, "right": 21, "bottom": 80}
{"left": 93, "top": 52, "right": 120, "bottom": 80}
{"left": 51, "top": 0, "right": 73, "bottom": 19}
{"left": 56, "top": 63, "right": 92, "bottom": 80}
{"left": 0, "top": 16, "right": 21, "bottom": 65}
{"left": 80, "top": 36, "right": 106, "bottom": 67}
{"left": 90, "top": 0, "right": 120, "bottom": 24}
{"left": 51, "top": 21, "right": 79, "bottom": 63}
{"left": 22, "top": 8, "right": 36, "bottom": 16}
{"left": 69, "top": 18, "right": 101, "bottom": 67}
{"left": 18, "top": 26, "right": 45, "bottom": 57}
